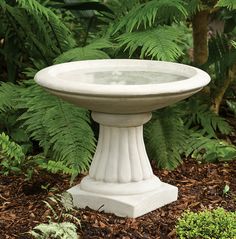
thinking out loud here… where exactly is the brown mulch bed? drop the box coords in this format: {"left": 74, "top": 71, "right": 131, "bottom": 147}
{"left": 0, "top": 159, "right": 236, "bottom": 239}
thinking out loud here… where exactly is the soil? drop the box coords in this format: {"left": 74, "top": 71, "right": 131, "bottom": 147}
{"left": 0, "top": 159, "right": 236, "bottom": 239}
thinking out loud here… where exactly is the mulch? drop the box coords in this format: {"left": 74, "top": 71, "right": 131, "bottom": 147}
{"left": 0, "top": 159, "right": 235, "bottom": 239}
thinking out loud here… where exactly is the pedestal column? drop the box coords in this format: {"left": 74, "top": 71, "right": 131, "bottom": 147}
{"left": 68, "top": 112, "right": 178, "bottom": 217}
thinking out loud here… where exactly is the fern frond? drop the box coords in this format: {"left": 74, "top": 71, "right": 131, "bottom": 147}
{"left": 0, "top": 132, "right": 25, "bottom": 162}
{"left": 0, "top": 82, "right": 20, "bottom": 112}
{"left": 30, "top": 222, "right": 78, "bottom": 239}
{"left": 106, "top": 0, "right": 139, "bottom": 17}
{"left": 4, "top": 5, "right": 52, "bottom": 64}
{"left": 17, "top": 0, "right": 50, "bottom": 18}
{"left": 226, "top": 100, "right": 236, "bottom": 116}
{"left": 185, "top": 99, "right": 232, "bottom": 137}
{"left": 185, "top": 131, "right": 236, "bottom": 162}
{"left": 0, "top": 132, "right": 25, "bottom": 174}
{"left": 40, "top": 160, "right": 78, "bottom": 176}
{"left": 216, "top": 0, "right": 236, "bottom": 9}
{"left": 206, "top": 34, "right": 236, "bottom": 81}
{"left": 184, "top": 0, "right": 202, "bottom": 15}
{"left": 19, "top": 81, "right": 95, "bottom": 177}
{"left": 114, "top": 0, "right": 187, "bottom": 33}
{"left": 54, "top": 38, "right": 112, "bottom": 64}
{"left": 145, "top": 107, "right": 187, "bottom": 169}
{"left": 232, "top": 40, "right": 236, "bottom": 48}
{"left": 18, "top": 0, "right": 76, "bottom": 51}
{"left": 117, "top": 26, "right": 184, "bottom": 61}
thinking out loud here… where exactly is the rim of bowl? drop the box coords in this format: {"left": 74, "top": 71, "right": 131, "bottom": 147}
{"left": 34, "top": 59, "right": 211, "bottom": 96}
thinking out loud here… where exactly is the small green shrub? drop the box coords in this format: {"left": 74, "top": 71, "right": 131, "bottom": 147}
{"left": 176, "top": 208, "right": 236, "bottom": 239}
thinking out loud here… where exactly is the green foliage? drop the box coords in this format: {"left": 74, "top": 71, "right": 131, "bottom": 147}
{"left": 227, "top": 100, "right": 236, "bottom": 116}
{"left": 185, "top": 0, "right": 202, "bottom": 15}
{"left": 30, "top": 222, "right": 78, "bottom": 239}
{"left": 176, "top": 208, "right": 236, "bottom": 239}
{"left": 145, "top": 97, "right": 235, "bottom": 168}
{"left": 19, "top": 81, "right": 95, "bottom": 178}
{"left": 180, "top": 98, "right": 236, "bottom": 163}
{"left": 184, "top": 99, "right": 232, "bottom": 137}
{"left": 118, "top": 26, "right": 184, "bottom": 60}
{"left": 1, "top": 0, "right": 236, "bottom": 175}
{"left": 205, "top": 34, "right": 236, "bottom": 85}
{"left": 54, "top": 38, "right": 112, "bottom": 64}
{"left": 17, "top": 0, "right": 76, "bottom": 52}
{"left": 0, "top": 82, "right": 20, "bottom": 112}
{"left": 0, "top": 132, "right": 25, "bottom": 174}
{"left": 223, "top": 184, "right": 230, "bottom": 195}
{"left": 216, "top": 0, "right": 236, "bottom": 9}
{"left": 0, "top": 131, "right": 46, "bottom": 179}
{"left": 185, "top": 131, "right": 236, "bottom": 162}
{"left": 113, "top": 0, "right": 187, "bottom": 33}
{"left": 30, "top": 193, "right": 80, "bottom": 239}
{"left": 232, "top": 40, "right": 236, "bottom": 48}
{"left": 0, "top": 0, "right": 76, "bottom": 79}
{"left": 145, "top": 107, "right": 187, "bottom": 169}
{"left": 106, "top": 0, "right": 139, "bottom": 18}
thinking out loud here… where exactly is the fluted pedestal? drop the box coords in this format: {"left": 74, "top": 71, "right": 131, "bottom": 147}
{"left": 68, "top": 112, "right": 178, "bottom": 217}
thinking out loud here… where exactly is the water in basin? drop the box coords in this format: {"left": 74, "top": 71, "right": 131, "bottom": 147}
{"left": 59, "top": 70, "right": 187, "bottom": 85}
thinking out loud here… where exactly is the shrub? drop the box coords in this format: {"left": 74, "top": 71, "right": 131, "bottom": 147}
{"left": 176, "top": 208, "right": 236, "bottom": 239}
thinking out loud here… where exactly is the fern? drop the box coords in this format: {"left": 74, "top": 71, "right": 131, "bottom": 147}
{"left": 4, "top": 5, "right": 53, "bottom": 64}
{"left": 117, "top": 26, "right": 184, "bottom": 60}
{"left": 40, "top": 160, "right": 78, "bottom": 177}
{"left": 113, "top": 0, "right": 187, "bottom": 33}
{"left": 18, "top": 81, "right": 95, "bottom": 177}
{"left": 54, "top": 38, "right": 112, "bottom": 64}
{"left": 145, "top": 107, "right": 187, "bottom": 169}
{"left": 17, "top": 0, "right": 76, "bottom": 51}
{"left": 205, "top": 34, "right": 236, "bottom": 82}
{"left": 17, "top": 0, "right": 50, "bottom": 18}
{"left": 184, "top": 0, "right": 202, "bottom": 15}
{"left": 106, "top": 0, "right": 139, "bottom": 18}
{"left": 184, "top": 99, "right": 232, "bottom": 137}
{"left": 232, "top": 40, "right": 236, "bottom": 48}
{"left": 1, "top": 0, "right": 76, "bottom": 68}
{"left": 0, "top": 132, "right": 25, "bottom": 174}
{"left": 30, "top": 222, "right": 78, "bottom": 239}
{"left": 185, "top": 131, "right": 236, "bottom": 163}
{"left": 0, "top": 82, "right": 20, "bottom": 112}
{"left": 216, "top": 0, "right": 236, "bottom": 9}
{"left": 0, "top": 132, "right": 25, "bottom": 162}
{"left": 30, "top": 193, "right": 80, "bottom": 238}
{"left": 226, "top": 100, "right": 236, "bottom": 116}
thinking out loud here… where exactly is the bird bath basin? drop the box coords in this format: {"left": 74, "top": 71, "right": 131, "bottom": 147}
{"left": 35, "top": 59, "right": 210, "bottom": 217}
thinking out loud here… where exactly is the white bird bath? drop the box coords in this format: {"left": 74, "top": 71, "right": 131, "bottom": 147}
{"left": 35, "top": 59, "right": 210, "bottom": 217}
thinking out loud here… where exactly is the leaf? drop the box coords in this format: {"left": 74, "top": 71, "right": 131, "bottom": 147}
{"left": 216, "top": 0, "right": 236, "bottom": 10}
{"left": 184, "top": 99, "right": 232, "bottom": 137}
{"left": 19, "top": 81, "right": 95, "bottom": 177}
{"left": 145, "top": 107, "right": 187, "bottom": 169}
{"left": 54, "top": 39, "right": 112, "bottom": 64}
{"left": 223, "top": 184, "right": 230, "bottom": 195}
{"left": 114, "top": 0, "right": 187, "bottom": 33}
{"left": 117, "top": 26, "right": 184, "bottom": 61}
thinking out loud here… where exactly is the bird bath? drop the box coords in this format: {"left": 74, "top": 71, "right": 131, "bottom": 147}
{"left": 35, "top": 59, "right": 210, "bottom": 217}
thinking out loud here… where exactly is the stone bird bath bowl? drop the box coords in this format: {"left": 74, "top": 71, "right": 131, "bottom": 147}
{"left": 35, "top": 59, "right": 210, "bottom": 217}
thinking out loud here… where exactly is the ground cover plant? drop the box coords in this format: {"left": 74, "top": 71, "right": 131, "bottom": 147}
{"left": 176, "top": 208, "right": 236, "bottom": 238}
{"left": 0, "top": 0, "right": 236, "bottom": 238}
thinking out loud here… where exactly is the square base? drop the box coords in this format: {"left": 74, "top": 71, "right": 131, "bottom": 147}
{"left": 68, "top": 182, "right": 178, "bottom": 218}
